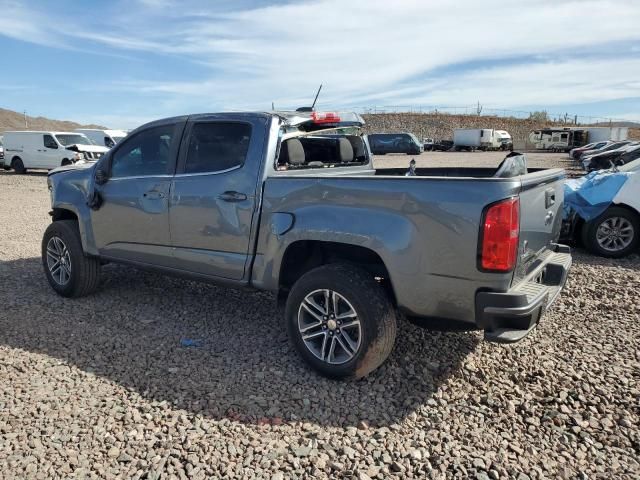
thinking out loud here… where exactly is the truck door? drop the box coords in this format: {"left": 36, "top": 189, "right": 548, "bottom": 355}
{"left": 168, "top": 116, "right": 267, "bottom": 281}
{"left": 90, "top": 121, "right": 184, "bottom": 266}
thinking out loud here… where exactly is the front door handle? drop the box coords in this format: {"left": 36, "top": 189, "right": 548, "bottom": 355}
{"left": 218, "top": 191, "right": 247, "bottom": 202}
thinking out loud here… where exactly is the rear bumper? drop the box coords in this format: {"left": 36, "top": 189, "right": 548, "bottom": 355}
{"left": 476, "top": 243, "right": 572, "bottom": 343}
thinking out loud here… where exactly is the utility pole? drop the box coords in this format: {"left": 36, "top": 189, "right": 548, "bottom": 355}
{"left": 24, "top": 111, "right": 28, "bottom": 128}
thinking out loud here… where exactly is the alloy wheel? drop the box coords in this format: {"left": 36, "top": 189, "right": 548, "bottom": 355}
{"left": 46, "top": 236, "right": 72, "bottom": 285}
{"left": 596, "top": 217, "right": 634, "bottom": 252}
{"left": 297, "top": 289, "right": 362, "bottom": 364}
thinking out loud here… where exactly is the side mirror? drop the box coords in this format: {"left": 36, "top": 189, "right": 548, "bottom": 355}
{"left": 95, "top": 168, "right": 109, "bottom": 185}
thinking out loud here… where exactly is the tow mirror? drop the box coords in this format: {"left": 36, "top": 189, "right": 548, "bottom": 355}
{"left": 95, "top": 168, "right": 109, "bottom": 185}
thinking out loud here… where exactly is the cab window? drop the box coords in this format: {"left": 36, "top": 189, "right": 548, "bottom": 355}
{"left": 184, "top": 122, "right": 251, "bottom": 174}
{"left": 111, "top": 125, "right": 176, "bottom": 178}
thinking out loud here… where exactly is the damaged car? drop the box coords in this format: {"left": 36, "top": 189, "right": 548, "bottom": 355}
{"left": 563, "top": 158, "right": 640, "bottom": 257}
{"left": 584, "top": 142, "right": 640, "bottom": 172}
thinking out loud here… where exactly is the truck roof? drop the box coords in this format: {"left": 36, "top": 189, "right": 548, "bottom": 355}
{"left": 132, "top": 111, "right": 365, "bottom": 134}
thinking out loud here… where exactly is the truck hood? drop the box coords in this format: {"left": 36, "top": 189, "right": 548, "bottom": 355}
{"left": 65, "top": 144, "right": 109, "bottom": 153}
{"left": 48, "top": 161, "right": 96, "bottom": 176}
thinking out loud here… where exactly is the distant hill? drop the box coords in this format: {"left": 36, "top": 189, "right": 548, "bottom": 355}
{"left": 592, "top": 121, "right": 640, "bottom": 128}
{"left": 0, "top": 107, "right": 106, "bottom": 133}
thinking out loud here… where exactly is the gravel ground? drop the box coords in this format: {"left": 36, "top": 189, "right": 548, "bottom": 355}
{"left": 0, "top": 155, "right": 638, "bottom": 479}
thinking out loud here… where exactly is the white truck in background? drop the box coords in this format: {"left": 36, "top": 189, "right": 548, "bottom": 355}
{"left": 75, "top": 129, "right": 127, "bottom": 148}
{"left": 453, "top": 129, "right": 512, "bottom": 151}
{"left": 583, "top": 127, "right": 629, "bottom": 143}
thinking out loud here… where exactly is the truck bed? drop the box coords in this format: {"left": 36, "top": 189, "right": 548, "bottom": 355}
{"left": 255, "top": 166, "right": 566, "bottom": 326}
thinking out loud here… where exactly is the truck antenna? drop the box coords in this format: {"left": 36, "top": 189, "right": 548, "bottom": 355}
{"left": 295, "top": 84, "right": 323, "bottom": 112}
{"left": 311, "top": 84, "right": 322, "bottom": 110}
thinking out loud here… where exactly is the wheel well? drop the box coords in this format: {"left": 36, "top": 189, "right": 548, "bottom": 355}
{"left": 11, "top": 156, "right": 21, "bottom": 165}
{"left": 577, "top": 203, "right": 640, "bottom": 239}
{"left": 279, "top": 241, "right": 396, "bottom": 305}
{"left": 612, "top": 203, "right": 640, "bottom": 219}
{"left": 51, "top": 208, "right": 78, "bottom": 222}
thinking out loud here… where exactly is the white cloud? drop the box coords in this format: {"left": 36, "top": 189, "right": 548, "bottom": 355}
{"left": 2, "top": 0, "right": 640, "bottom": 122}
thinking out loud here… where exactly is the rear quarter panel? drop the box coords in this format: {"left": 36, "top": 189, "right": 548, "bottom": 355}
{"left": 253, "top": 175, "right": 521, "bottom": 322}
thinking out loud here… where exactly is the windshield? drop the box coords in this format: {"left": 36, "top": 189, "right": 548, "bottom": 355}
{"left": 408, "top": 133, "right": 421, "bottom": 146}
{"left": 55, "top": 134, "right": 91, "bottom": 146}
{"left": 112, "top": 136, "right": 125, "bottom": 144}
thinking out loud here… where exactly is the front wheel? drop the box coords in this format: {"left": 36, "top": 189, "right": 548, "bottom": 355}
{"left": 42, "top": 220, "right": 102, "bottom": 297}
{"left": 285, "top": 264, "right": 397, "bottom": 379}
{"left": 12, "top": 157, "right": 26, "bottom": 174}
{"left": 582, "top": 207, "right": 639, "bottom": 258}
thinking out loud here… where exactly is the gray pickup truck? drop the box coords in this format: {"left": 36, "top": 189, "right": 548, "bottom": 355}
{"left": 43, "top": 111, "right": 571, "bottom": 378}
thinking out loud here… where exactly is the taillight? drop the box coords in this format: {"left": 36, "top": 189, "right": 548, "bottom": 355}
{"left": 311, "top": 112, "right": 341, "bottom": 124}
{"left": 479, "top": 197, "right": 520, "bottom": 272}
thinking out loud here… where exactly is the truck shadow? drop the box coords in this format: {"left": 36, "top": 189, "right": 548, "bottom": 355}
{"left": 0, "top": 257, "right": 478, "bottom": 428}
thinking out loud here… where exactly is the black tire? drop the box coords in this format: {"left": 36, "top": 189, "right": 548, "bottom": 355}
{"left": 42, "top": 220, "right": 101, "bottom": 297}
{"left": 12, "top": 157, "right": 26, "bottom": 174}
{"left": 581, "top": 207, "right": 640, "bottom": 258}
{"left": 285, "top": 263, "right": 397, "bottom": 379}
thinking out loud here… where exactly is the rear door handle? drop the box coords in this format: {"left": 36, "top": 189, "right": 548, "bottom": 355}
{"left": 143, "top": 191, "right": 165, "bottom": 200}
{"left": 218, "top": 191, "right": 247, "bottom": 202}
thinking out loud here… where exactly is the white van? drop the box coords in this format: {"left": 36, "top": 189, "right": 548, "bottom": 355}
{"left": 2, "top": 131, "right": 109, "bottom": 173}
{"left": 75, "top": 129, "right": 127, "bottom": 148}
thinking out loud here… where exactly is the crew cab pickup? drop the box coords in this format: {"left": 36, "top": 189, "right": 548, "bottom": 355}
{"left": 43, "top": 111, "right": 572, "bottom": 379}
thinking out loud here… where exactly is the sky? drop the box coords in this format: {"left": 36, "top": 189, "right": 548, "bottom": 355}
{"left": 0, "top": 0, "right": 639, "bottom": 129}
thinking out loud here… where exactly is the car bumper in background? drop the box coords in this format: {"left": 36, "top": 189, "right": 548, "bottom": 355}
{"left": 476, "top": 243, "right": 572, "bottom": 343}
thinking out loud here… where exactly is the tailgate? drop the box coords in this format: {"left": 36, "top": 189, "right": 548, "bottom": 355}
{"left": 514, "top": 169, "right": 566, "bottom": 284}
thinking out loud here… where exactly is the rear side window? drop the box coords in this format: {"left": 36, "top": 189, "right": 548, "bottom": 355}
{"left": 111, "top": 124, "right": 176, "bottom": 178}
{"left": 185, "top": 122, "right": 252, "bottom": 174}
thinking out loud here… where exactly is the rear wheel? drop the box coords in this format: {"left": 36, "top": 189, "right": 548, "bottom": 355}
{"left": 42, "top": 220, "right": 102, "bottom": 297}
{"left": 12, "top": 157, "right": 26, "bottom": 174}
{"left": 285, "top": 263, "right": 397, "bottom": 379}
{"left": 582, "top": 207, "right": 639, "bottom": 258}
